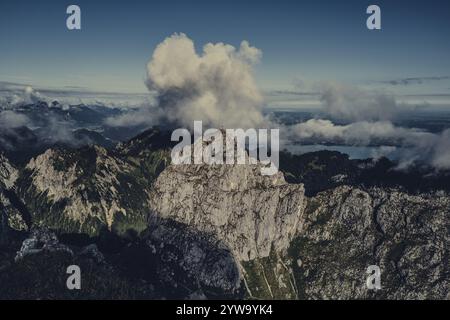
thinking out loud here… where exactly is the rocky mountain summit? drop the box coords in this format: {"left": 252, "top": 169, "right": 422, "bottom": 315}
{"left": 0, "top": 129, "right": 448, "bottom": 299}
{"left": 0, "top": 154, "right": 27, "bottom": 232}
{"left": 148, "top": 141, "right": 306, "bottom": 298}
{"left": 0, "top": 154, "right": 18, "bottom": 190}
{"left": 19, "top": 146, "right": 150, "bottom": 235}
{"left": 149, "top": 155, "right": 306, "bottom": 262}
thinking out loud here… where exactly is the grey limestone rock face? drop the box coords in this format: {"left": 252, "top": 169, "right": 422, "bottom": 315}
{"left": 0, "top": 154, "right": 18, "bottom": 190}
{"left": 149, "top": 159, "right": 307, "bottom": 263}
{"left": 0, "top": 154, "right": 27, "bottom": 231}
{"left": 19, "top": 146, "right": 150, "bottom": 235}
{"left": 290, "top": 186, "right": 449, "bottom": 299}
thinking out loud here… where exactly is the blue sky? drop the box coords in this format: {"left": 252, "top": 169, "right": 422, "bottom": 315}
{"left": 1, "top": 0, "right": 450, "bottom": 105}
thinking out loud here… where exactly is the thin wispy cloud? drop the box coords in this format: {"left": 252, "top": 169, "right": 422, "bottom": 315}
{"left": 381, "top": 76, "right": 450, "bottom": 86}
{"left": 0, "top": 81, "right": 150, "bottom": 108}
{"left": 265, "top": 90, "right": 319, "bottom": 97}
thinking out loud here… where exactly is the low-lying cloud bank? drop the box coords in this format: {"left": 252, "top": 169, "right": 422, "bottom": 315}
{"left": 0, "top": 82, "right": 149, "bottom": 109}
{"left": 0, "top": 85, "right": 48, "bottom": 108}
{"left": 0, "top": 110, "right": 30, "bottom": 129}
{"left": 318, "top": 82, "right": 398, "bottom": 122}
{"left": 292, "top": 119, "right": 432, "bottom": 146}
{"left": 0, "top": 87, "right": 114, "bottom": 150}
{"left": 291, "top": 119, "right": 450, "bottom": 170}
{"left": 284, "top": 78, "right": 450, "bottom": 170}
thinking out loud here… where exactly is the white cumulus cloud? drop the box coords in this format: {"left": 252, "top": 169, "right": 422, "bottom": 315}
{"left": 145, "top": 33, "right": 265, "bottom": 129}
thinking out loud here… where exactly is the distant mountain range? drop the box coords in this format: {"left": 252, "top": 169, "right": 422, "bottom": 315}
{"left": 0, "top": 101, "right": 148, "bottom": 164}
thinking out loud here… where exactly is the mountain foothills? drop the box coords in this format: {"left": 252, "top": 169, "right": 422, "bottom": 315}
{"left": 0, "top": 108, "right": 448, "bottom": 299}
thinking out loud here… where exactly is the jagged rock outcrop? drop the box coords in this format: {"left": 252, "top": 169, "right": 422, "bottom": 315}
{"left": 15, "top": 228, "right": 73, "bottom": 261}
{"left": 289, "top": 185, "right": 449, "bottom": 299}
{"left": 0, "top": 154, "right": 18, "bottom": 190}
{"left": 0, "top": 193, "right": 27, "bottom": 232}
{"left": 149, "top": 155, "right": 306, "bottom": 263}
{"left": 0, "top": 154, "right": 27, "bottom": 231}
{"left": 18, "top": 146, "right": 151, "bottom": 235}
